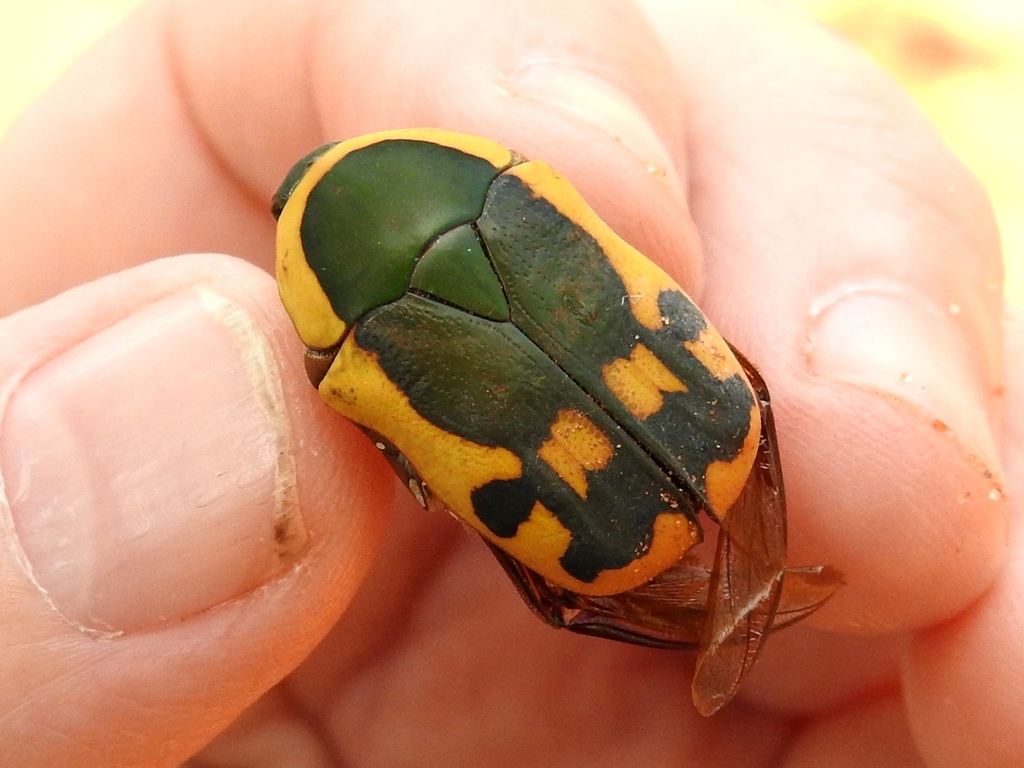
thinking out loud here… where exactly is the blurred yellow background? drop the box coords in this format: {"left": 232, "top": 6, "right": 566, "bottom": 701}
{"left": 1, "top": 0, "right": 1022, "bottom": 304}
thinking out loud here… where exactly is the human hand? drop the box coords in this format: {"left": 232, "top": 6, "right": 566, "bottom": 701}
{"left": 0, "top": 1, "right": 1018, "bottom": 766}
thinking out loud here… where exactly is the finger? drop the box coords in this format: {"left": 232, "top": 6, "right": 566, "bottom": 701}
{"left": 899, "top": 305, "right": 1024, "bottom": 768}
{"left": 0, "top": 2, "right": 278, "bottom": 313}
{"left": 300, "top": 529, "right": 792, "bottom": 767}
{"left": 742, "top": 628, "right": 904, "bottom": 715}
{"left": 781, "top": 696, "right": 925, "bottom": 768}
{"left": 0, "top": 0, "right": 698, "bottom": 317}
{"left": 639, "top": 0, "right": 1007, "bottom": 632}
{"left": 0, "top": 255, "right": 388, "bottom": 767}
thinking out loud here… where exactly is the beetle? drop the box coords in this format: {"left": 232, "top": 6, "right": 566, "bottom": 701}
{"left": 272, "top": 128, "right": 842, "bottom": 715}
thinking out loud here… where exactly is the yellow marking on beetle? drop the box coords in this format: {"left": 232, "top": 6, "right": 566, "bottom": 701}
{"left": 276, "top": 148, "right": 347, "bottom": 349}
{"left": 499, "top": 505, "right": 700, "bottom": 596}
{"left": 583, "top": 512, "right": 700, "bottom": 595}
{"left": 684, "top": 328, "right": 744, "bottom": 382}
{"left": 507, "top": 161, "right": 683, "bottom": 331}
{"left": 603, "top": 344, "right": 688, "bottom": 421}
{"left": 319, "top": 335, "right": 523, "bottom": 523}
{"left": 503, "top": 501, "right": 574, "bottom": 574}
{"left": 276, "top": 129, "right": 519, "bottom": 350}
{"left": 704, "top": 404, "right": 761, "bottom": 518}
{"left": 537, "top": 409, "right": 614, "bottom": 498}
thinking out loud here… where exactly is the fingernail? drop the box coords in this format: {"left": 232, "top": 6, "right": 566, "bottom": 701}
{"left": 511, "top": 62, "right": 681, "bottom": 190}
{"left": 808, "top": 286, "right": 1001, "bottom": 483}
{"left": 0, "top": 287, "right": 305, "bottom": 633}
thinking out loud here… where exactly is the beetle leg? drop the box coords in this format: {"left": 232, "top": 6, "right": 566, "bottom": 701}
{"left": 773, "top": 565, "right": 844, "bottom": 630}
{"left": 358, "top": 426, "right": 433, "bottom": 509}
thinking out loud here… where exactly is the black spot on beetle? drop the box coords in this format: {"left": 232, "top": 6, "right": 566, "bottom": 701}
{"left": 472, "top": 477, "right": 537, "bottom": 538}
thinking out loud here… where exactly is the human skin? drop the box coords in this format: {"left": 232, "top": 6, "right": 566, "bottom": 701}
{"left": 0, "top": 0, "right": 1020, "bottom": 766}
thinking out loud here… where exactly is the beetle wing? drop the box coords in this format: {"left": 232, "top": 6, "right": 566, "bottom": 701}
{"left": 688, "top": 347, "right": 783, "bottom": 715}
{"left": 690, "top": 347, "right": 836, "bottom": 715}
{"left": 478, "top": 165, "right": 760, "bottom": 521}
{"left": 321, "top": 293, "right": 701, "bottom": 595}
{"left": 485, "top": 528, "right": 840, "bottom": 659}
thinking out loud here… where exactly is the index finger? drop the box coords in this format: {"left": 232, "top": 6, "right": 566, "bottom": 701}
{"left": 0, "top": 0, "right": 698, "bottom": 315}
{"left": 641, "top": 0, "right": 1006, "bottom": 633}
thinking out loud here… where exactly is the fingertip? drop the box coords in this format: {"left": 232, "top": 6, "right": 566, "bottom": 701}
{"left": 778, "top": 375, "right": 1008, "bottom": 633}
{"left": 0, "top": 254, "right": 389, "bottom": 765}
{"left": 900, "top": 308, "right": 1024, "bottom": 768}
{"left": 774, "top": 283, "right": 1008, "bottom": 634}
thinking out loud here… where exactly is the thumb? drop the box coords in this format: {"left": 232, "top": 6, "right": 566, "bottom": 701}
{"left": 0, "top": 255, "right": 387, "bottom": 767}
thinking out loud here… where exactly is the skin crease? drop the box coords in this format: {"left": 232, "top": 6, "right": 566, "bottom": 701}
{"left": 0, "top": 0, "right": 1018, "bottom": 765}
